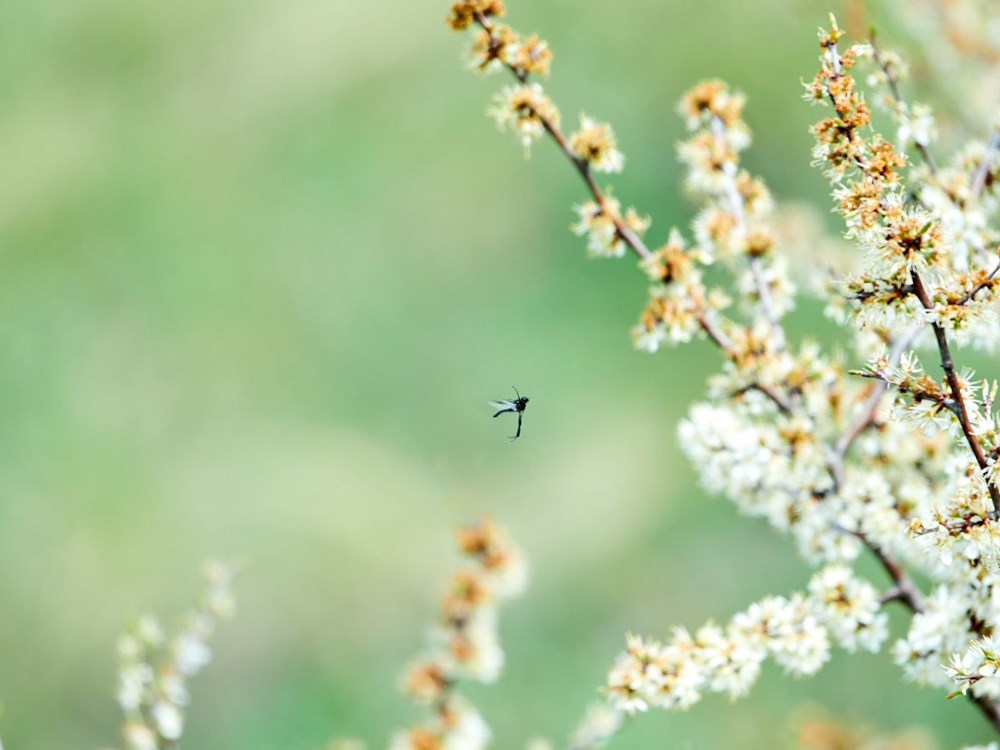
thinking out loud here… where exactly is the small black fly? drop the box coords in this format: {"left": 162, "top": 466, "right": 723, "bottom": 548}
{"left": 490, "top": 387, "right": 530, "bottom": 440}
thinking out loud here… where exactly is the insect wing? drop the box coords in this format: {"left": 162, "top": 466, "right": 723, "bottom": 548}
{"left": 489, "top": 400, "right": 516, "bottom": 410}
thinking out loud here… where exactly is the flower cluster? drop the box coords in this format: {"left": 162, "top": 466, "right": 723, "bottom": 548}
{"left": 489, "top": 83, "right": 559, "bottom": 152}
{"left": 949, "top": 636, "right": 1000, "bottom": 700}
{"left": 446, "top": 0, "right": 505, "bottom": 32}
{"left": 809, "top": 24, "right": 1000, "bottom": 344}
{"left": 114, "top": 561, "right": 238, "bottom": 750}
{"left": 469, "top": 25, "right": 551, "bottom": 76}
{"left": 568, "top": 115, "right": 624, "bottom": 174}
{"left": 606, "top": 565, "right": 885, "bottom": 715}
{"left": 390, "top": 519, "right": 526, "bottom": 750}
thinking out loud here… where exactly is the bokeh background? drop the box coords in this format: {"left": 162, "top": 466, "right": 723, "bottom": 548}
{"left": 0, "top": 0, "right": 995, "bottom": 747}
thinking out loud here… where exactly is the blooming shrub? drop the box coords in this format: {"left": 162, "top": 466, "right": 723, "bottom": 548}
{"left": 442, "top": 0, "right": 1000, "bottom": 746}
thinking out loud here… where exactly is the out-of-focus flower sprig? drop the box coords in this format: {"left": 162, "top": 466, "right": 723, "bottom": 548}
{"left": 389, "top": 518, "right": 526, "bottom": 750}
{"left": 114, "top": 560, "right": 239, "bottom": 750}
{"left": 566, "top": 704, "right": 623, "bottom": 750}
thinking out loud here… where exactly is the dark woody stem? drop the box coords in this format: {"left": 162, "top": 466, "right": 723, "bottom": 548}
{"left": 910, "top": 271, "right": 1000, "bottom": 517}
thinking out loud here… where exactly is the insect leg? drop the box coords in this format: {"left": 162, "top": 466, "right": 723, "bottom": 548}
{"left": 514, "top": 411, "right": 523, "bottom": 439}
{"left": 493, "top": 408, "right": 514, "bottom": 418}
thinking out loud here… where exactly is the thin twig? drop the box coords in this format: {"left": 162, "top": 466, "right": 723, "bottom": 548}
{"left": 833, "top": 323, "right": 923, "bottom": 466}
{"left": 538, "top": 118, "right": 651, "bottom": 261}
{"left": 910, "top": 270, "right": 1000, "bottom": 517}
{"left": 868, "top": 542, "right": 924, "bottom": 611}
{"left": 957, "top": 259, "right": 1000, "bottom": 306}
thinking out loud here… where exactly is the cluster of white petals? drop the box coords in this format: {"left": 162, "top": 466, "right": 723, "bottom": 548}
{"left": 488, "top": 83, "right": 559, "bottom": 152}
{"left": 807, "top": 565, "right": 888, "bottom": 652}
{"left": 571, "top": 198, "right": 649, "bottom": 259}
{"left": 947, "top": 636, "right": 1000, "bottom": 701}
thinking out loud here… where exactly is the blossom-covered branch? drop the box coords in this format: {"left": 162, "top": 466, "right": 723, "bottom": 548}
{"left": 607, "top": 566, "right": 885, "bottom": 712}
{"left": 446, "top": 0, "right": 1000, "bottom": 743}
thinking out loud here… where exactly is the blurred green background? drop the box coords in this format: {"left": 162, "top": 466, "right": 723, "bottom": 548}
{"left": 0, "top": 0, "right": 993, "bottom": 748}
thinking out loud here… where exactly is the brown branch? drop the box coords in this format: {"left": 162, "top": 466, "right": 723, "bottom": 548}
{"left": 867, "top": 541, "right": 924, "bottom": 611}
{"left": 729, "top": 382, "right": 794, "bottom": 415}
{"left": 910, "top": 270, "right": 1000, "bottom": 517}
{"left": 695, "top": 312, "right": 733, "bottom": 352}
{"left": 854, "top": 368, "right": 957, "bottom": 413}
{"left": 538, "top": 118, "right": 652, "bottom": 261}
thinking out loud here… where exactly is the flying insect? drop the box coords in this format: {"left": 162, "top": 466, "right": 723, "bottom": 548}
{"left": 490, "top": 387, "right": 530, "bottom": 441}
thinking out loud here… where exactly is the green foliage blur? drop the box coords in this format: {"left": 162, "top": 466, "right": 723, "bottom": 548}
{"left": 0, "top": 0, "right": 993, "bottom": 747}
